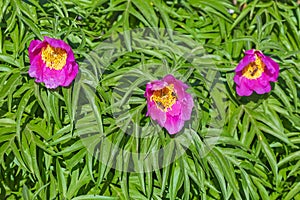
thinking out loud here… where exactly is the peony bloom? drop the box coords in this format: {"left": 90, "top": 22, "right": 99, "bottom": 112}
{"left": 144, "top": 74, "right": 194, "bottom": 134}
{"left": 233, "top": 49, "right": 279, "bottom": 96}
{"left": 28, "top": 36, "right": 79, "bottom": 89}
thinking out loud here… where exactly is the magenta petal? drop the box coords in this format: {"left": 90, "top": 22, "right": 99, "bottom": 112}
{"left": 146, "top": 101, "right": 155, "bottom": 117}
{"left": 248, "top": 79, "right": 271, "bottom": 94}
{"left": 244, "top": 49, "right": 256, "bottom": 55}
{"left": 162, "top": 74, "right": 176, "bottom": 83}
{"left": 44, "top": 36, "right": 70, "bottom": 51}
{"left": 149, "top": 80, "right": 168, "bottom": 91}
{"left": 168, "top": 101, "right": 181, "bottom": 116}
{"left": 164, "top": 115, "right": 185, "bottom": 134}
{"left": 257, "top": 74, "right": 269, "bottom": 87}
{"left": 164, "top": 75, "right": 188, "bottom": 100}
{"left": 28, "top": 55, "right": 43, "bottom": 80}
{"left": 254, "top": 83, "right": 271, "bottom": 94}
{"left": 180, "top": 94, "right": 194, "bottom": 120}
{"left": 245, "top": 78, "right": 269, "bottom": 94}
{"left": 28, "top": 40, "right": 44, "bottom": 61}
{"left": 236, "top": 85, "right": 253, "bottom": 96}
{"left": 144, "top": 83, "right": 153, "bottom": 98}
{"left": 42, "top": 66, "right": 67, "bottom": 89}
{"left": 244, "top": 79, "right": 255, "bottom": 90}
{"left": 233, "top": 72, "right": 243, "bottom": 85}
{"left": 236, "top": 78, "right": 253, "bottom": 96}
{"left": 61, "top": 62, "right": 79, "bottom": 86}
{"left": 235, "top": 53, "right": 256, "bottom": 72}
{"left": 148, "top": 103, "right": 167, "bottom": 126}
{"left": 261, "top": 56, "right": 279, "bottom": 81}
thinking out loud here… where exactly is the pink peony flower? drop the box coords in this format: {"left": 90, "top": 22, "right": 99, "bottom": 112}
{"left": 144, "top": 74, "right": 194, "bottom": 134}
{"left": 28, "top": 36, "right": 79, "bottom": 89}
{"left": 233, "top": 49, "right": 279, "bottom": 96}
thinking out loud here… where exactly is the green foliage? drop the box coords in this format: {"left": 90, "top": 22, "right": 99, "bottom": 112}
{"left": 1, "top": 0, "right": 300, "bottom": 199}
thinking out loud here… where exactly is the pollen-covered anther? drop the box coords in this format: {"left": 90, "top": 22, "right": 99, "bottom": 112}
{"left": 41, "top": 45, "right": 67, "bottom": 70}
{"left": 150, "top": 84, "right": 177, "bottom": 111}
{"left": 242, "top": 55, "right": 265, "bottom": 79}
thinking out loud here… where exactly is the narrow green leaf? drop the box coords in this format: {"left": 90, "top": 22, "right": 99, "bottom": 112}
{"left": 56, "top": 159, "right": 67, "bottom": 198}
{"left": 278, "top": 151, "right": 300, "bottom": 168}
{"left": 16, "top": 88, "right": 33, "bottom": 139}
{"left": 54, "top": 140, "right": 84, "bottom": 156}
{"left": 22, "top": 185, "right": 32, "bottom": 200}
{"left": 283, "top": 182, "right": 300, "bottom": 200}
{"left": 71, "top": 195, "right": 119, "bottom": 200}
{"left": 259, "top": 134, "right": 278, "bottom": 186}
{"left": 252, "top": 176, "right": 269, "bottom": 200}
{"left": 18, "top": 15, "right": 42, "bottom": 39}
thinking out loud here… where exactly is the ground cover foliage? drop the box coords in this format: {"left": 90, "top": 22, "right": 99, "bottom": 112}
{"left": 1, "top": 0, "right": 300, "bottom": 199}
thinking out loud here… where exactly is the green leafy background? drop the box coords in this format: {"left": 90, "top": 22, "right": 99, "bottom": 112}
{"left": 1, "top": 0, "right": 300, "bottom": 199}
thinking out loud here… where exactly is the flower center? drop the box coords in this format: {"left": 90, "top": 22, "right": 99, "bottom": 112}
{"left": 41, "top": 44, "right": 67, "bottom": 70}
{"left": 242, "top": 55, "right": 265, "bottom": 79}
{"left": 151, "top": 84, "right": 177, "bottom": 112}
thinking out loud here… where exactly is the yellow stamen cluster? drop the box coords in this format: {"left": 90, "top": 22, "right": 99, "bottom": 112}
{"left": 41, "top": 44, "right": 67, "bottom": 70}
{"left": 242, "top": 55, "right": 265, "bottom": 79}
{"left": 151, "top": 84, "right": 177, "bottom": 112}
